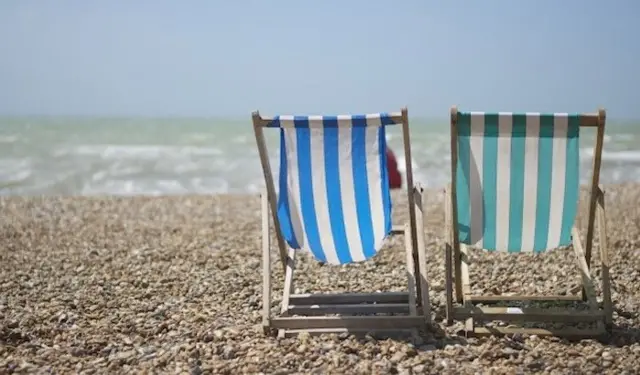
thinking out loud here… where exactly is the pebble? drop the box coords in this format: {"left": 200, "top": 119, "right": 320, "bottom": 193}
{"left": 1, "top": 186, "right": 639, "bottom": 373}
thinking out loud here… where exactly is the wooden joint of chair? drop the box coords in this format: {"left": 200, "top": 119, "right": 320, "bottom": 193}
{"left": 459, "top": 250, "right": 470, "bottom": 264}
{"left": 412, "top": 184, "right": 425, "bottom": 213}
{"left": 450, "top": 106, "right": 458, "bottom": 125}
{"left": 413, "top": 182, "right": 424, "bottom": 194}
{"left": 597, "top": 108, "right": 606, "bottom": 128}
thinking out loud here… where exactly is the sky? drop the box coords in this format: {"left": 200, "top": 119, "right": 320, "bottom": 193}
{"left": 0, "top": 0, "right": 638, "bottom": 119}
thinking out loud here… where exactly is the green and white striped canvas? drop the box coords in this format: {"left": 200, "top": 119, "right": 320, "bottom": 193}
{"left": 455, "top": 111, "right": 580, "bottom": 253}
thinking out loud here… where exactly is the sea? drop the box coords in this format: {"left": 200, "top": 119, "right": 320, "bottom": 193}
{"left": 1, "top": 117, "right": 639, "bottom": 197}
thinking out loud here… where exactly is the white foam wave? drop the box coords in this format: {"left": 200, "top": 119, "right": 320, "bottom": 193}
{"left": 611, "top": 134, "right": 636, "bottom": 142}
{"left": 191, "top": 177, "right": 229, "bottom": 194}
{"left": 232, "top": 135, "right": 248, "bottom": 144}
{"left": 81, "top": 177, "right": 230, "bottom": 196}
{"left": 0, "top": 158, "right": 32, "bottom": 184}
{"left": 91, "top": 163, "right": 143, "bottom": 182}
{"left": 183, "top": 133, "right": 214, "bottom": 142}
{"left": 395, "top": 156, "right": 420, "bottom": 174}
{"left": 81, "top": 180, "right": 186, "bottom": 196}
{"left": 0, "top": 135, "right": 19, "bottom": 143}
{"left": 3, "top": 125, "right": 640, "bottom": 196}
{"left": 53, "top": 144, "right": 224, "bottom": 159}
{"left": 582, "top": 148, "right": 640, "bottom": 162}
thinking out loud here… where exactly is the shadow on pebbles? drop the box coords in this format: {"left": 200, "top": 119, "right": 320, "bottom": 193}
{"left": 1, "top": 184, "right": 640, "bottom": 374}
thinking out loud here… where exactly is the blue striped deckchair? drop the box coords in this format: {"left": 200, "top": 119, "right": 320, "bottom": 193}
{"left": 445, "top": 106, "right": 612, "bottom": 338}
{"left": 252, "top": 108, "right": 431, "bottom": 338}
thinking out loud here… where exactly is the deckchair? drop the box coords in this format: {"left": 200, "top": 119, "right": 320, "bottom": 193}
{"left": 444, "top": 106, "right": 612, "bottom": 337}
{"left": 252, "top": 108, "right": 431, "bottom": 338}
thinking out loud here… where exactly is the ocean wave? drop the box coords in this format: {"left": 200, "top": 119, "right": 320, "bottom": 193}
{"left": 0, "top": 135, "right": 19, "bottom": 143}
{"left": 582, "top": 149, "right": 640, "bottom": 162}
{"left": 0, "top": 158, "right": 32, "bottom": 185}
{"left": 52, "top": 144, "right": 224, "bottom": 159}
{"left": 2, "top": 130, "right": 640, "bottom": 196}
{"left": 80, "top": 177, "right": 231, "bottom": 196}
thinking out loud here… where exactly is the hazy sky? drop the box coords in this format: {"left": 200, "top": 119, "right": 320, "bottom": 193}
{"left": 1, "top": 1, "right": 638, "bottom": 118}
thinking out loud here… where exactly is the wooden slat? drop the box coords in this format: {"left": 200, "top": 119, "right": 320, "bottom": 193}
{"left": 471, "top": 326, "right": 607, "bottom": 338}
{"left": 282, "top": 327, "right": 417, "bottom": 337}
{"left": 270, "top": 315, "right": 425, "bottom": 330}
{"left": 289, "top": 292, "right": 409, "bottom": 305}
{"left": 253, "top": 112, "right": 404, "bottom": 127}
{"left": 467, "top": 295, "right": 582, "bottom": 303}
{"left": 454, "top": 306, "right": 604, "bottom": 323}
{"left": 287, "top": 303, "right": 410, "bottom": 316}
{"left": 391, "top": 225, "right": 405, "bottom": 235}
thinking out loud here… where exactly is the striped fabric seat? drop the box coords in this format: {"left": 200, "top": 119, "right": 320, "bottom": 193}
{"left": 268, "top": 114, "right": 395, "bottom": 265}
{"left": 455, "top": 112, "right": 580, "bottom": 253}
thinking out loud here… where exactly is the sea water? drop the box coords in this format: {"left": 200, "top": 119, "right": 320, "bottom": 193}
{"left": 1, "top": 116, "right": 639, "bottom": 196}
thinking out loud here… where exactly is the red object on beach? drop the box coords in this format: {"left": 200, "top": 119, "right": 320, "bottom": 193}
{"left": 386, "top": 147, "right": 402, "bottom": 189}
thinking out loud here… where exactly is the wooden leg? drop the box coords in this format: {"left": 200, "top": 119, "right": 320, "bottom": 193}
{"left": 410, "top": 186, "right": 421, "bottom": 306}
{"left": 261, "top": 190, "right": 272, "bottom": 334}
{"left": 444, "top": 187, "right": 454, "bottom": 325}
{"left": 452, "top": 210, "right": 463, "bottom": 304}
{"left": 460, "top": 243, "right": 474, "bottom": 335}
{"left": 404, "top": 224, "right": 420, "bottom": 339}
{"left": 413, "top": 184, "right": 431, "bottom": 323}
{"left": 404, "top": 224, "right": 418, "bottom": 316}
{"left": 596, "top": 186, "right": 613, "bottom": 328}
{"left": 572, "top": 227, "right": 605, "bottom": 332}
{"left": 583, "top": 184, "right": 600, "bottom": 301}
{"left": 278, "top": 247, "right": 296, "bottom": 338}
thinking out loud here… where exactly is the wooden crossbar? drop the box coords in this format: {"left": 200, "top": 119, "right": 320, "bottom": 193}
{"left": 473, "top": 327, "right": 607, "bottom": 339}
{"left": 270, "top": 316, "right": 426, "bottom": 330}
{"left": 252, "top": 111, "right": 404, "bottom": 127}
{"left": 288, "top": 303, "right": 411, "bottom": 316}
{"left": 453, "top": 306, "right": 605, "bottom": 323}
{"left": 466, "top": 295, "right": 582, "bottom": 303}
{"left": 281, "top": 328, "right": 418, "bottom": 338}
{"left": 289, "top": 292, "right": 409, "bottom": 305}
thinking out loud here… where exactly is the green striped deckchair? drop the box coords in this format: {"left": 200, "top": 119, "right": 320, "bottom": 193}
{"left": 444, "top": 106, "right": 612, "bottom": 337}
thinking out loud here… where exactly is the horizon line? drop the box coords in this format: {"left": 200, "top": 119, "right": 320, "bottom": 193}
{"left": 1, "top": 113, "right": 637, "bottom": 123}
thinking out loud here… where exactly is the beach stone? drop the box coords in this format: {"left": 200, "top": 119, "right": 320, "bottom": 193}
{"left": 0, "top": 186, "right": 639, "bottom": 373}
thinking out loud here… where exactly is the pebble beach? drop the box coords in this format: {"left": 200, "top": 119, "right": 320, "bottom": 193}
{"left": 2, "top": 184, "right": 640, "bottom": 374}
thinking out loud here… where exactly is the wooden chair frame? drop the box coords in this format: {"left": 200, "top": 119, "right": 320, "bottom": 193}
{"left": 444, "top": 106, "right": 612, "bottom": 338}
{"left": 252, "top": 107, "right": 431, "bottom": 338}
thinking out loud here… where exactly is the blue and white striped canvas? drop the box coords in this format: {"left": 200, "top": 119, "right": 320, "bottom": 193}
{"left": 455, "top": 112, "right": 580, "bottom": 253}
{"left": 268, "top": 114, "right": 396, "bottom": 265}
